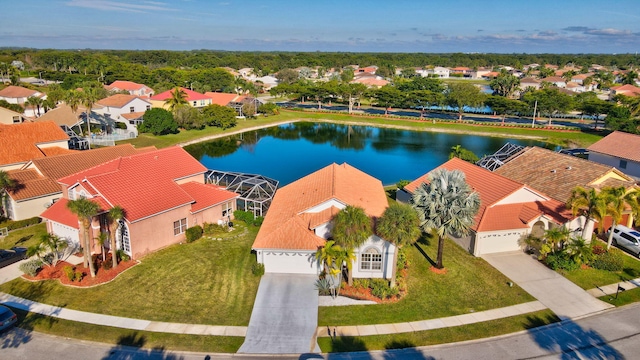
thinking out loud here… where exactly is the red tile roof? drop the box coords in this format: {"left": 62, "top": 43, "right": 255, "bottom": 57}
{"left": 40, "top": 198, "right": 79, "bottom": 229}
{"left": 121, "top": 112, "right": 145, "bottom": 120}
{"left": 611, "top": 84, "right": 640, "bottom": 96}
{"left": 0, "top": 85, "right": 41, "bottom": 99}
{"left": 105, "top": 80, "right": 150, "bottom": 92}
{"left": 204, "top": 92, "right": 246, "bottom": 106}
{"left": 0, "top": 121, "right": 69, "bottom": 166}
{"left": 588, "top": 131, "right": 640, "bottom": 163}
{"left": 6, "top": 169, "right": 60, "bottom": 201}
{"left": 253, "top": 163, "right": 388, "bottom": 251}
{"left": 150, "top": 87, "right": 211, "bottom": 102}
{"left": 97, "top": 94, "right": 147, "bottom": 108}
{"left": 178, "top": 182, "right": 239, "bottom": 213}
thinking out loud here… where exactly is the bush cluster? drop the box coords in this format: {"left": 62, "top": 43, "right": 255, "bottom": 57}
{"left": 545, "top": 252, "right": 581, "bottom": 271}
{"left": 592, "top": 249, "right": 624, "bottom": 271}
{"left": 251, "top": 262, "right": 265, "bottom": 276}
{"left": 0, "top": 216, "right": 42, "bottom": 231}
{"left": 233, "top": 210, "right": 263, "bottom": 226}
{"left": 185, "top": 225, "right": 203, "bottom": 243}
{"left": 116, "top": 249, "right": 130, "bottom": 262}
{"left": 353, "top": 278, "right": 399, "bottom": 300}
{"left": 19, "top": 259, "right": 42, "bottom": 277}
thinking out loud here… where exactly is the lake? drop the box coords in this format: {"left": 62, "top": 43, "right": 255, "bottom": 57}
{"left": 185, "top": 122, "right": 544, "bottom": 186}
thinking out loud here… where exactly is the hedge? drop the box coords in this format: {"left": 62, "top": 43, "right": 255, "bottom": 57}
{"left": 0, "top": 216, "right": 42, "bottom": 231}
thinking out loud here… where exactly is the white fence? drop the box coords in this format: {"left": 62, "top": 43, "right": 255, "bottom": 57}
{"left": 88, "top": 129, "right": 138, "bottom": 147}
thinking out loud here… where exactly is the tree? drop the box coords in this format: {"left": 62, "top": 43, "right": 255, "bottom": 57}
{"left": 67, "top": 198, "right": 100, "bottom": 277}
{"left": 376, "top": 203, "right": 421, "bottom": 286}
{"left": 448, "top": 144, "right": 479, "bottom": 163}
{"left": 574, "top": 93, "right": 612, "bottom": 129}
{"left": 173, "top": 105, "right": 205, "bottom": 130}
{"left": 521, "top": 88, "right": 573, "bottom": 126}
{"left": 82, "top": 87, "right": 100, "bottom": 149}
{"left": 0, "top": 170, "right": 16, "bottom": 219}
{"left": 95, "top": 232, "right": 109, "bottom": 262}
{"left": 275, "top": 68, "right": 299, "bottom": 85}
{"left": 338, "top": 83, "right": 367, "bottom": 114}
{"left": 139, "top": 108, "right": 178, "bottom": 135}
{"left": 201, "top": 104, "right": 237, "bottom": 129}
{"left": 27, "top": 233, "right": 69, "bottom": 267}
{"left": 605, "top": 106, "right": 639, "bottom": 134}
{"left": 65, "top": 89, "right": 83, "bottom": 126}
{"left": 567, "top": 186, "right": 607, "bottom": 239}
{"left": 164, "top": 87, "right": 188, "bottom": 112}
{"left": 485, "top": 96, "right": 527, "bottom": 124}
{"left": 445, "top": 82, "right": 485, "bottom": 121}
{"left": 332, "top": 205, "right": 372, "bottom": 285}
{"left": 25, "top": 96, "right": 44, "bottom": 117}
{"left": 315, "top": 240, "right": 355, "bottom": 296}
{"left": 406, "top": 90, "right": 444, "bottom": 121}
{"left": 622, "top": 71, "right": 638, "bottom": 85}
{"left": 539, "top": 227, "right": 571, "bottom": 258}
{"left": 489, "top": 70, "right": 520, "bottom": 98}
{"left": 601, "top": 187, "right": 640, "bottom": 250}
{"left": 372, "top": 85, "right": 404, "bottom": 115}
{"left": 107, "top": 205, "right": 125, "bottom": 268}
{"left": 411, "top": 169, "right": 480, "bottom": 269}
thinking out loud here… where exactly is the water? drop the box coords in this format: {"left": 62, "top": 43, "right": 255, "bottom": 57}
{"left": 185, "top": 122, "right": 544, "bottom": 186}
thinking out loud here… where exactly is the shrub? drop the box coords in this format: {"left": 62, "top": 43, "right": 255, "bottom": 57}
{"left": 370, "top": 278, "right": 395, "bottom": 299}
{"left": 592, "top": 244, "right": 606, "bottom": 256}
{"left": 115, "top": 122, "right": 128, "bottom": 130}
{"left": 315, "top": 278, "right": 332, "bottom": 295}
{"left": 592, "top": 250, "right": 624, "bottom": 272}
{"left": 396, "top": 248, "right": 408, "bottom": 272}
{"left": 185, "top": 225, "right": 203, "bottom": 243}
{"left": 19, "top": 259, "right": 42, "bottom": 277}
{"left": 203, "top": 222, "right": 226, "bottom": 235}
{"left": 0, "top": 216, "right": 42, "bottom": 231}
{"left": 233, "top": 210, "right": 254, "bottom": 224}
{"left": 74, "top": 271, "right": 84, "bottom": 282}
{"left": 396, "top": 180, "right": 410, "bottom": 190}
{"left": 63, "top": 266, "right": 75, "bottom": 281}
{"left": 545, "top": 252, "right": 580, "bottom": 271}
{"left": 102, "top": 259, "right": 113, "bottom": 270}
{"left": 353, "top": 278, "right": 371, "bottom": 290}
{"left": 116, "top": 250, "right": 130, "bottom": 262}
{"left": 251, "top": 262, "right": 265, "bottom": 276}
{"left": 253, "top": 216, "right": 264, "bottom": 226}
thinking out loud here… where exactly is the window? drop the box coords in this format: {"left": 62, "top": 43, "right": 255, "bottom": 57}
{"left": 222, "top": 201, "right": 232, "bottom": 217}
{"left": 12, "top": 116, "right": 20, "bottom": 123}
{"left": 68, "top": 187, "right": 76, "bottom": 200}
{"left": 200, "top": 100, "right": 205, "bottom": 106}
{"left": 193, "top": 101, "right": 197, "bottom": 106}
{"left": 129, "top": 106, "right": 135, "bottom": 113}
{"left": 620, "top": 160, "right": 628, "bottom": 169}
{"left": 146, "top": 105, "right": 151, "bottom": 111}
{"left": 360, "top": 248, "right": 382, "bottom": 271}
{"left": 174, "top": 218, "right": 187, "bottom": 235}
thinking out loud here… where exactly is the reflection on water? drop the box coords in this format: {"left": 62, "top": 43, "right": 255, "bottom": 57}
{"left": 185, "top": 122, "right": 543, "bottom": 186}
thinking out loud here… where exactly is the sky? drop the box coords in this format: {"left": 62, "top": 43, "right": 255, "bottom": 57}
{"left": 1, "top": 0, "right": 640, "bottom": 53}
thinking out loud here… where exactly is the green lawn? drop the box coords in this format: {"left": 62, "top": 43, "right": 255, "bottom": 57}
{"left": 318, "top": 236, "right": 535, "bottom": 326}
{"left": 600, "top": 287, "right": 640, "bottom": 307}
{"left": 318, "top": 309, "right": 559, "bottom": 353}
{"left": 0, "top": 223, "right": 47, "bottom": 250}
{"left": 0, "top": 223, "right": 261, "bottom": 326}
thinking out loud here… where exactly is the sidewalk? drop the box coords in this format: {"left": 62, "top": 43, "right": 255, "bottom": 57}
{"left": 587, "top": 277, "right": 640, "bottom": 297}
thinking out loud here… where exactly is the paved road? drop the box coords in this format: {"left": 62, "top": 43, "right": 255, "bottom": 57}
{"left": 238, "top": 273, "right": 320, "bottom": 354}
{"left": 482, "top": 252, "right": 613, "bottom": 320}
{"left": 3, "top": 302, "right": 640, "bottom": 359}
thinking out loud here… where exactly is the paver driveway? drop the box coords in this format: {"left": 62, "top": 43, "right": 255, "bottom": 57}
{"left": 238, "top": 273, "right": 320, "bottom": 354}
{"left": 482, "top": 251, "right": 613, "bottom": 320}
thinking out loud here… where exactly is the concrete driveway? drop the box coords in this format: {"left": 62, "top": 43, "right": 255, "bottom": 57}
{"left": 238, "top": 273, "right": 320, "bottom": 354}
{"left": 482, "top": 251, "right": 613, "bottom": 320}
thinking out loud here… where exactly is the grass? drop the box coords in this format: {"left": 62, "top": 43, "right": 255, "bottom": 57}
{"left": 318, "top": 235, "right": 535, "bottom": 326}
{"left": 600, "top": 287, "right": 640, "bottom": 307}
{"left": 0, "top": 223, "right": 47, "bottom": 250}
{"left": 318, "top": 309, "right": 559, "bottom": 353}
{"left": 0, "top": 222, "right": 261, "bottom": 326}
{"left": 118, "top": 109, "right": 605, "bottom": 150}
{"left": 7, "top": 307, "right": 243, "bottom": 353}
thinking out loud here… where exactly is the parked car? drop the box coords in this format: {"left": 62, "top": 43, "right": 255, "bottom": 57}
{"left": 0, "top": 247, "right": 27, "bottom": 269}
{"left": 608, "top": 225, "right": 640, "bottom": 257}
{"left": 0, "top": 305, "right": 17, "bottom": 332}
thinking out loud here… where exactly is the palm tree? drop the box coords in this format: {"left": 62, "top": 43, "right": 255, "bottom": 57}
{"left": 65, "top": 89, "right": 83, "bottom": 122}
{"left": 82, "top": 88, "right": 99, "bottom": 149}
{"left": 25, "top": 96, "right": 44, "bottom": 117}
{"left": 95, "top": 232, "right": 108, "bottom": 263}
{"left": 0, "top": 170, "right": 16, "bottom": 219}
{"left": 315, "top": 240, "right": 355, "bottom": 296}
{"left": 164, "top": 87, "right": 188, "bottom": 112}
{"left": 601, "top": 186, "right": 640, "bottom": 250}
{"left": 541, "top": 227, "right": 570, "bottom": 257}
{"left": 567, "top": 186, "right": 607, "bottom": 239}
{"left": 107, "top": 206, "right": 124, "bottom": 268}
{"left": 411, "top": 168, "right": 480, "bottom": 269}
{"left": 67, "top": 198, "right": 100, "bottom": 278}
{"left": 376, "top": 202, "right": 421, "bottom": 286}
{"left": 332, "top": 205, "right": 372, "bottom": 285}
{"left": 27, "top": 233, "right": 69, "bottom": 267}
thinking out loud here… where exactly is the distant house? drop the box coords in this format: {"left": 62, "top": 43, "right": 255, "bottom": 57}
{"left": 0, "top": 121, "right": 71, "bottom": 171}
{"left": 431, "top": 66, "right": 450, "bottom": 78}
{"left": 149, "top": 87, "right": 212, "bottom": 109}
{"left": 397, "top": 158, "right": 576, "bottom": 256}
{"left": 470, "top": 69, "right": 492, "bottom": 79}
{"left": 94, "top": 94, "right": 152, "bottom": 135}
{"left": 3, "top": 144, "right": 153, "bottom": 221}
{"left": 204, "top": 92, "right": 260, "bottom": 116}
{"left": 253, "top": 163, "right": 396, "bottom": 278}
{"left": 41, "top": 146, "right": 239, "bottom": 259}
{"left": 541, "top": 76, "right": 567, "bottom": 88}
{"left": 571, "top": 73, "right": 592, "bottom": 85}
{"left": 351, "top": 73, "right": 389, "bottom": 88}
{"left": 610, "top": 84, "right": 640, "bottom": 98}
{"left": 519, "top": 77, "right": 541, "bottom": 91}
{"left": 356, "top": 66, "right": 378, "bottom": 74}
{"left": 105, "top": 81, "right": 154, "bottom": 98}
{"left": 0, "top": 106, "right": 26, "bottom": 125}
{"left": 588, "top": 131, "right": 640, "bottom": 180}
{"left": 0, "top": 85, "right": 47, "bottom": 117}
{"left": 450, "top": 67, "right": 471, "bottom": 76}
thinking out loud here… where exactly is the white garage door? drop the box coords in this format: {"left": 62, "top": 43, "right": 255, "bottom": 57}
{"left": 477, "top": 233, "right": 522, "bottom": 255}
{"left": 262, "top": 251, "right": 318, "bottom": 274}
{"left": 51, "top": 221, "right": 80, "bottom": 247}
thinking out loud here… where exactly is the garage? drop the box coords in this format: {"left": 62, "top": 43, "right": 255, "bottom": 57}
{"left": 258, "top": 250, "right": 319, "bottom": 274}
{"left": 474, "top": 230, "right": 527, "bottom": 256}
{"left": 51, "top": 221, "right": 80, "bottom": 247}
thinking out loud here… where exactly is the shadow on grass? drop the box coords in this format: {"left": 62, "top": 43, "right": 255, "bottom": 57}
{"left": 413, "top": 242, "right": 436, "bottom": 268}
{"left": 14, "top": 234, "right": 33, "bottom": 246}
{"left": 1, "top": 307, "right": 60, "bottom": 349}
{"left": 526, "top": 317, "right": 623, "bottom": 359}
{"left": 102, "top": 332, "right": 184, "bottom": 360}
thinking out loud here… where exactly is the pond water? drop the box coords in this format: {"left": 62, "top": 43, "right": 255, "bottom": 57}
{"left": 185, "top": 122, "right": 544, "bottom": 186}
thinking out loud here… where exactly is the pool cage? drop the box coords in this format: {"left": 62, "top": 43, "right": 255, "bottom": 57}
{"left": 476, "top": 143, "right": 526, "bottom": 171}
{"left": 205, "top": 170, "right": 279, "bottom": 217}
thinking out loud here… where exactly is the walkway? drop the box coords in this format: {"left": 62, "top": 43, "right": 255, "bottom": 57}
{"left": 238, "top": 273, "right": 320, "bottom": 354}
{"left": 482, "top": 251, "right": 613, "bottom": 319}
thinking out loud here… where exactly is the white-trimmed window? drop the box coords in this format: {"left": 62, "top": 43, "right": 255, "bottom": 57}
{"left": 222, "top": 201, "right": 232, "bottom": 217}
{"left": 68, "top": 187, "right": 76, "bottom": 200}
{"left": 360, "top": 247, "right": 382, "bottom": 271}
{"left": 129, "top": 106, "right": 135, "bottom": 113}
{"left": 174, "top": 218, "right": 187, "bottom": 235}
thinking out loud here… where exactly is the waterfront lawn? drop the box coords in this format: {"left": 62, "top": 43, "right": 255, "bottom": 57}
{"left": 0, "top": 222, "right": 47, "bottom": 250}
{"left": 0, "top": 223, "right": 261, "bottom": 326}
{"left": 318, "top": 309, "right": 559, "bottom": 353}
{"left": 318, "top": 235, "right": 535, "bottom": 326}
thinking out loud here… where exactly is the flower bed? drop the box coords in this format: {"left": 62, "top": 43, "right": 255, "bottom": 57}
{"left": 24, "top": 256, "right": 136, "bottom": 287}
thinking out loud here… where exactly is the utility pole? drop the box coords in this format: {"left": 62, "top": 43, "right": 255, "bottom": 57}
{"left": 531, "top": 99, "right": 538, "bottom": 128}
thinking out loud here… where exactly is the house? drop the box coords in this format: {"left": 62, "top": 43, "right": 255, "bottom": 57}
{"left": 397, "top": 158, "right": 576, "bottom": 256}
{"left": 431, "top": 66, "right": 450, "bottom": 78}
{"left": 0, "top": 106, "right": 26, "bottom": 125}
{"left": 571, "top": 73, "right": 592, "bottom": 85}
{"left": 470, "top": 69, "right": 492, "bottom": 79}
{"left": 541, "top": 76, "right": 567, "bottom": 88}
{"left": 494, "top": 146, "right": 637, "bottom": 230}
{"left": 149, "top": 88, "right": 212, "bottom": 109}
{"left": 2, "top": 145, "right": 153, "bottom": 221}
{"left": 252, "top": 163, "right": 396, "bottom": 278}
{"left": 519, "top": 77, "right": 542, "bottom": 91}
{"left": 40, "top": 146, "right": 239, "bottom": 259}
{"left": 0, "top": 85, "right": 47, "bottom": 117}
{"left": 450, "top": 67, "right": 471, "bottom": 76}
{"left": 94, "top": 94, "right": 152, "bottom": 135}
{"left": 204, "top": 92, "right": 260, "bottom": 117}
{"left": 351, "top": 73, "right": 389, "bottom": 88}
{"left": 610, "top": 84, "right": 640, "bottom": 98}
{"left": 588, "top": 131, "right": 640, "bottom": 180}
{"left": 356, "top": 66, "right": 378, "bottom": 74}
{"left": 105, "top": 81, "right": 154, "bottom": 98}
{"left": 0, "top": 121, "right": 71, "bottom": 171}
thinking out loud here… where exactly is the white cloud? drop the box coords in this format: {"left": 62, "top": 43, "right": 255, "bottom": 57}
{"left": 66, "top": 0, "right": 173, "bottom": 13}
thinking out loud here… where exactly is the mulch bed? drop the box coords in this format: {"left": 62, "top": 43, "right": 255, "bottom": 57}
{"left": 24, "top": 255, "right": 136, "bottom": 287}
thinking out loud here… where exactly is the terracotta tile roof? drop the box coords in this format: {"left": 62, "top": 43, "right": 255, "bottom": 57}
{"left": 0, "top": 121, "right": 69, "bottom": 166}
{"left": 521, "top": 77, "right": 541, "bottom": 84}
{"left": 6, "top": 169, "right": 60, "bottom": 201}
{"left": 150, "top": 87, "right": 211, "bottom": 102}
{"left": 97, "top": 94, "right": 146, "bottom": 108}
{"left": 588, "top": 131, "right": 640, "bottom": 163}
{"left": 105, "top": 81, "right": 150, "bottom": 92}
{"left": 611, "top": 84, "right": 640, "bottom": 96}
{"left": 479, "top": 199, "right": 571, "bottom": 232}
{"left": 178, "top": 182, "right": 239, "bottom": 213}
{"left": 253, "top": 163, "right": 388, "bottom": 251}
{"left": 494, "top": 146, "right": 634, "bottom": 202}
{"left": 301, "top": 206, "right": 340, "bottom": 229}
{"left": 34, "top": 104, "right": 84, "bottom": 127}
{"left": 58, "top": 147, "right": 207, "bottom": 222}
{"left": 121, "top": 112, "right": 145, "bottom": 120}
{"left": 352, "top": 78, "right": 389, "bottom": 87}
{"left": 0, "top": 85, "right": 40, "bottom": 99}
{"left": 204, "top": 92, "right": 246, "bottom": 106}
{"left": 542, "top": 76, "right": 566, "bottom": 83}
{"left": 40, "top": 198, "right": 79, "bottom": 229}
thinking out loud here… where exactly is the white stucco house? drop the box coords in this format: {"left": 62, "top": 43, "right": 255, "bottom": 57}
{"left": 588, "top": 131, "right": 640, "bottom": 181}
{"left": 94, "top": 94, "right": 152, "bottom": 136}
{"left": 397, "top": 158, "right": 581, "bottom": 256}
{"left": 252, "top": 163, "right": 396, "bottom": 279}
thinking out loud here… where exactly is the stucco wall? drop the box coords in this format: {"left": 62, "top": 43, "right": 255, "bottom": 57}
{"left": 589, "top": 152, "right": 640, "bottom": 180}
{"left": 351, "top": 235, "right": 396, "bottom": 280}
{"left": 11, "top": 193, "right": 61, "bottom": 220}
{"left": 474, "top": 228, "right": 528, "bottom": 256}
{"left": 128, "top": 205, "right": 192, "bottom": 259}
{"left": 191, "top": 200, "right": 236, "bottom": 226}
{"left": 175, "top": 174, "right": 205, "bottom": 185}
{"left": 495, "top": 187, "right": 547, "bottom": 205}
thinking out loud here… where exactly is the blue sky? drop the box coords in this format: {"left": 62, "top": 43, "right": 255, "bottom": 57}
{"left": 1, "top": 0, "right": 639, "bottom": 53}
